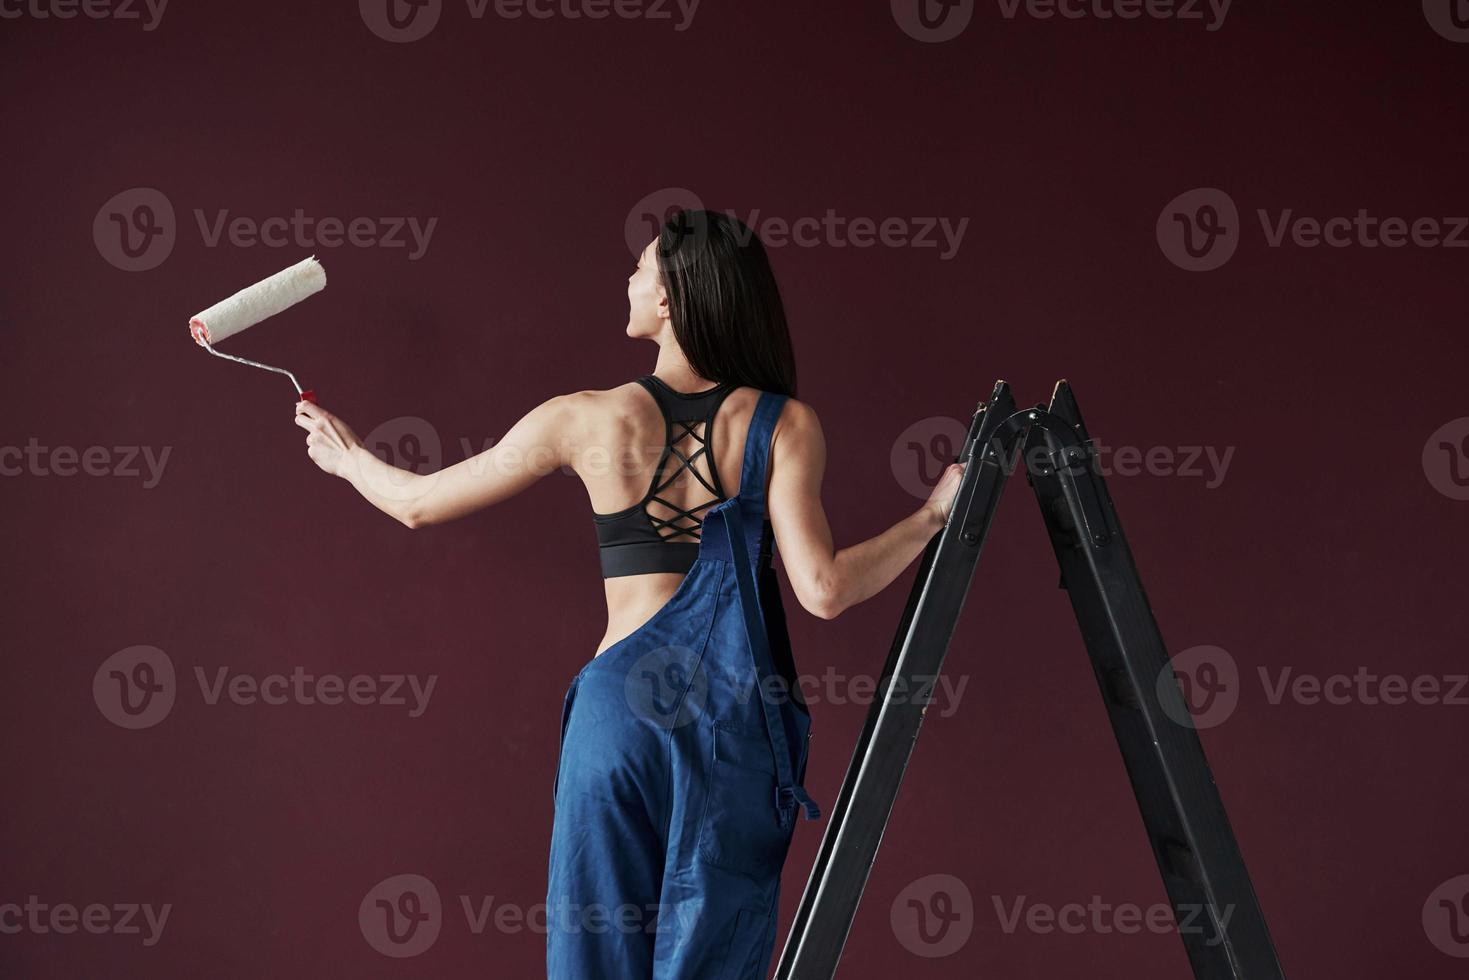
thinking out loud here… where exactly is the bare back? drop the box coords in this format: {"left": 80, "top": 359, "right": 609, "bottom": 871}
{"left": 572, "top": 379, "right": 770, "bottom": 655}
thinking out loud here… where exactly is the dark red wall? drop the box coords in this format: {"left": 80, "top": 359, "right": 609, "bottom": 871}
{"left": 4, "top": 1, "right": 1467, "bottom": 976}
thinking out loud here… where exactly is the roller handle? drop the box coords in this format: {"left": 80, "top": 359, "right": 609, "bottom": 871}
{"left": 299, "top": 390, "right": 317, "bottom": 405}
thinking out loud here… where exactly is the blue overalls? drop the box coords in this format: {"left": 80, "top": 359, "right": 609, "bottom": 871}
{"left": 548, "top": 389, "right": 822, "bottom": 979}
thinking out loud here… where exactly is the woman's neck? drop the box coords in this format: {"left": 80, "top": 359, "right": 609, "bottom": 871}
{"left": 651, "top": 337, "right": 710, "bottom": 390}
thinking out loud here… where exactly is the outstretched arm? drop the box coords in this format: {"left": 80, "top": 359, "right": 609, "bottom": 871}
{"left": 767, "top": 400, "right": 964, "bottom": 620}
{"left": 294, "top": 395, "right": 578, "bottom": 529}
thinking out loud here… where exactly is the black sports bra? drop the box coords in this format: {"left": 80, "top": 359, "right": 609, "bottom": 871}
{"left": 593, "top": 374, "right": 739, "bottom": 578}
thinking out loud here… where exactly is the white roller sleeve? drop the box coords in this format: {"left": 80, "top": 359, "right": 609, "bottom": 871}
{"left": 189, "top": 256, "right": 327, "bottom": 346}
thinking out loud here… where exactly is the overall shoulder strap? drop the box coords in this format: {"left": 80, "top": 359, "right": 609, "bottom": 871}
{"left": 719, "top": 457, "right": 821, "bottom": 829}
{"left": 737, "top": 390, "right": 788, "bottom": 520}
{"left": 714, "top": 388, "right": 819, "bottom": 826}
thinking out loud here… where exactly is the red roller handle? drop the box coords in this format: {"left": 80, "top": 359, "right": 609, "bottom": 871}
{"left": 299, "top": 390, "right": 317, "bottom": 404}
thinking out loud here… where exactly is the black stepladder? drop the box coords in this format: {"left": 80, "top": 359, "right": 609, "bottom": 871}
{"left": 774, "top": 380, "right": 1286, "bottom": 980}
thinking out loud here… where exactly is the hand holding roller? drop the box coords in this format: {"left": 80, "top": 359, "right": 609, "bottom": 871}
{"left": 188, "top": 255, "right": 326, "bottom": 403}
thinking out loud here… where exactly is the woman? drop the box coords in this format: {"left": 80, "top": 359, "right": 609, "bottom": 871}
{"left": 294, "top": 210, "right": 965, "bottom": 978}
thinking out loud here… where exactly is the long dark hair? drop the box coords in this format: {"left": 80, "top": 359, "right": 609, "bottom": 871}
{"left": 655, "top": 209, "right": 798, "bottom": 398}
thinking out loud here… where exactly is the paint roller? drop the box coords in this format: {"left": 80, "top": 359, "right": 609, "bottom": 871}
{"left": 188, "top": 255, "right": 326, "bottom": 403}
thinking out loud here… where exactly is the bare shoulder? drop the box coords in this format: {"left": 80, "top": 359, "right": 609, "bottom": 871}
{"left": 773, "top": 396, "right": 823, "bottom": 449}
{"left": 568, "top": 381, "right": 652, "bottom": 416}
{"left": 548, "top": 381, "right": 652, "bottom": 441}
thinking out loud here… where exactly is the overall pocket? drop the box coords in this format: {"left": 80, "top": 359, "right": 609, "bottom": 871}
{"left": 697, "top": 721, "right": 798, "bottom": 879}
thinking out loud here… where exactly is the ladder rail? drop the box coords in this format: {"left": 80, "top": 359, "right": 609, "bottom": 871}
{"left": 1022, "top": 381, "right": 1286, "bottom": 979}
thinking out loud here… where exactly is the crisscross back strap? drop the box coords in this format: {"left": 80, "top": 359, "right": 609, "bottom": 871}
{"left": 636, "top": 375, "right": 736, "bottom": 543}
